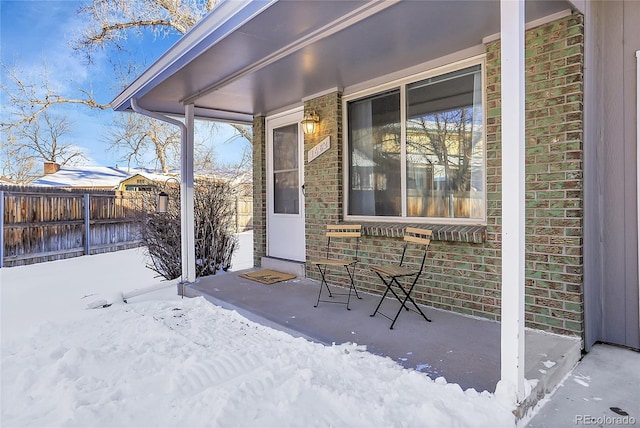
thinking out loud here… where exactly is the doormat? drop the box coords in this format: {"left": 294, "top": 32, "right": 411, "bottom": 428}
{"left": 239, "top": 269, "right": 296, "bottom": 285}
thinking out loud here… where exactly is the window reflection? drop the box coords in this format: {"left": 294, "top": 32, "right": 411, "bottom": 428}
{"left": 273, "top": 124, "right": 299, "bottom": 214}
{"left": 406, "top": 66, "right": 483, "bottom": 219}
{"left": 346, "top": 64, "right": 484, "bottom": 221}
{"left": 348, "top": 90, "right": 401, "bottom": 216}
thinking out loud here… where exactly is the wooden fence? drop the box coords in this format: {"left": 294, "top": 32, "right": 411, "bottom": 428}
{"left": 235, "top": 196, "right": 253, "bottom": 232}
{"left": 1, "top": 185, "right": 254, "bottom": 268}
{"left": 0, "top": 186, "right": 144, "bottom": 267}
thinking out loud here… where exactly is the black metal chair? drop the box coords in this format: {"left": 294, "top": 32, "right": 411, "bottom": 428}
{"left": 310, "top": 224, "right": 362, "bottom": 310}
{"left": 370, "top": 227, "right": 433, "bottom": 329}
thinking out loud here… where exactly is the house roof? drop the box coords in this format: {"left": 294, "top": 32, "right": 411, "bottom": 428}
{"left": 30, "top": 166, "right": 251, "bottom": 189}
{"left": 111, "top": 0, "right": 581, "bottom": 123}
{"left": 31, "top": 166, "right": 167, "bottom": 189}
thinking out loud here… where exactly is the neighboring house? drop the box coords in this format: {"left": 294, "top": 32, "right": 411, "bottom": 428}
{"left": 118, "top": 173, "right": 156, "bottom": 192}
{"left": 30, "top": 163, "right": 253, "bottom": 231}
{"left": 111, "top": 0, "right": 640, "bottom": 404}
{"left": 32, "top": 163, "right": 162, "bottom": 191}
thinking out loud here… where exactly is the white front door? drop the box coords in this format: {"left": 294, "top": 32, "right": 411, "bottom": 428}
{"left": 266, "top": 109, "right": 305, "bottom": 261}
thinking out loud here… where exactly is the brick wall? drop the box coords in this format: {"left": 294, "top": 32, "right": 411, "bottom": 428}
{"left": 304, "top": 92, "right": 345, "bottom": 280}
{"left": 256, "top": 14, "right": 585, "bottom": 338}
{"left": 252, "top": 115, "right": 266, "bottom": 267}
{"left": 516, "top": 14, "right": 584, "bottom": 334}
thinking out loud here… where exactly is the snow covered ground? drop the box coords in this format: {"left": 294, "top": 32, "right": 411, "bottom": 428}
{"left": 1, "top": 234, "right": 518, "bottom": 427}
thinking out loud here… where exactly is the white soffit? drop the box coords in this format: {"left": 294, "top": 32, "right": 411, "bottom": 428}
{"left": 112, "top": 0, "right": 576, "bottom": 122}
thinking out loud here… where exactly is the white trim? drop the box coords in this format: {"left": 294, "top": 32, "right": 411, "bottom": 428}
{"left": 112, "top": 0, "right": 272, "bottom": 110}
{"left": 342, "top": 56, "right": 487, "bottom": 225}
{"left": 265, "top": 107, "right": 306, "bottom": 262}
{"left": 343, "top": 47, "right": 486, "bottom": 98}
{"left": 192, "top": 106, "right": 253, "bottom": 124}
{"left": 482, "top": 9, "right": 573, "bottom": 44}
{"left": 567, "top": 0, "right": 586, "bottom": 15}
{"left": 130, "top": 99, "right": 196, "bottom": 283}
{"left": 343, "top": 54, "right": 486, "bottom": 102}
{"left": 183, "top": 0, "right": 400, "bottom": 105}
{"left": 183, "top": 104, "right": 196, "bottom": 283}
{"left": 265, "top": 105, "right": 304, "bottom": 122}
{"left": 400, "top": 81, "right": 408, "bottom": 218}
{"left": 302, "top": 87, "right": 344, "bottom": 103}
{"left": 259, "top": 101, "right": 306, "bottom": 119}
{"left": 636, "top": 49, "right": 640, "bottom": 330}
{"left": 499, "top": 0, "right": 526, "bottom": 403}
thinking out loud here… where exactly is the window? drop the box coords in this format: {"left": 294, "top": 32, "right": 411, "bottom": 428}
{"left": 346, "top": 62, "right": 485, "bottom": 223}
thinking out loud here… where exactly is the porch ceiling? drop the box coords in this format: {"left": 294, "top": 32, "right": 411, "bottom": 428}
{"left": 111, "top": 0, "right": 578, "bottom": 123}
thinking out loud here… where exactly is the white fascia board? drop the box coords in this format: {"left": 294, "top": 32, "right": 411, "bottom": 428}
{"left": 566, "top": 0, "right": 586, "bottom": 15}
{"left": 110, "top": 0, "right": 276, "bottom": 112}
{"left": 182, "top": 0, "right": 400, "bottom": 105}
{"left": 482, "top": 9, "right": 573, "bottom": 44}
{"left": 637, "top": 50, "right": 640, "bottom": 324}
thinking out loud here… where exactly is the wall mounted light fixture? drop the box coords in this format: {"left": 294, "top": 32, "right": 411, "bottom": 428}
{"left": 301, "top": 110, "right": 320, "bottom": 135}
{"left": 156, "top": 176, "right": 181, "bottom": 213}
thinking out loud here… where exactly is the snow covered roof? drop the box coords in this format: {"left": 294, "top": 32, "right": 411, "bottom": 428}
{"left": 30, "top": 165, "right": 252, "bottom": 189}
{"left": 30, "top": 166, "right": 168, "bottom": 189}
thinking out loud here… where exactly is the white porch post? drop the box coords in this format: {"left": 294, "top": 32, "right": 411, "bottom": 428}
{"left": 182, "top": 103, "right": 197, "bottom": 282}
{"left": 636, "top": 50, "right": 640, "bottom": 323}
{"left": 500, "top": 0, "right": 526, "bottom": 402}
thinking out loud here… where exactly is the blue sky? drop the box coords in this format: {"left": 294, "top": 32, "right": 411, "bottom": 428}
{"left": 1, "top": 0, "right": 243, "bottom": 169}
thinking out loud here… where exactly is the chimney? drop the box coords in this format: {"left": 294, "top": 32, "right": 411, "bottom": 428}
{"left": 44, "top": 162, "right": 61, "bottom": 175}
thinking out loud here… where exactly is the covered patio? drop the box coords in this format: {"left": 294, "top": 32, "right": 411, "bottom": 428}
{"left": 184, "top": 270, "right": 581, "bottom": 411}
{"left": 111, "top": 0, "right": 591, "bottom": 413}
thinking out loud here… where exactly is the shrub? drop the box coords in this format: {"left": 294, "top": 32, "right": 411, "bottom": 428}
{"left": 139, "top": 178, "right": 238, "bottom": 280}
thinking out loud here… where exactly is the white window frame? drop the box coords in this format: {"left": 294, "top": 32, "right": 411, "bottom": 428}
{"left": 342, "top": 55, "right": 487, "bottom": 225}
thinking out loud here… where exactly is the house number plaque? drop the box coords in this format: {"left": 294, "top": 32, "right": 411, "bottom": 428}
{"left": 307, "top": 137, "right": 330, "bottom": 163}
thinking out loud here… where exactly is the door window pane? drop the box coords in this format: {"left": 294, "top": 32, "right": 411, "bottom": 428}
{"left": 273, "top": 124, "right": 299, "bottom": 214}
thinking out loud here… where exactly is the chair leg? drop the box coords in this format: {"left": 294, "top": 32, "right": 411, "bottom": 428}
{"left": 371, "top": 275, "right": 412, "bottom": 329}
{"left": 402, "top": 288, "right": 431, "bottom": 323}
{"left": 344, "top": 266, "right": 353, "bottom": 310}
{"left": 343, "top": 263, "right": 360, "bottom": 310}
{"left": 389, "top": 277, "right": 412, "bottom": 311}
{"left": 349, "top": 264, "right": 361, "bottom": 300}
{"left": 370, "top": 272, "right": 392, "bottom": 317}
{"left": 388, "top": 278, "right": 411, "bottom": 329}
{"left": 314, "top": 264, "right": 333, "bottom": 308}
{"left": 389, "top": 275, "right": 431, "bottom": 329}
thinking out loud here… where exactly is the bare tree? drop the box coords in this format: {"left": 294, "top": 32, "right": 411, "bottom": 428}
{"left": 106, "top": 113, "right": 180, "bottom": 172}
{"left": 16, "top": 110, "right": 85, "bottom": 166}
{"left": 1, "top": 134, "right": 39, "bottom": 184}
{"left": 73, "top": 0, "right": 217, "bottom": 62}
{"left": 1, "top": 0, "right": 252, "bottom": 182}
{"left": 1, "top": 110, "right": 86, "bottom": 183}
{"left": 408, "top": 109, "right": 474, "bottom": 193}
{"left": 0, "top": 62, "right": 110, "bottom": 133}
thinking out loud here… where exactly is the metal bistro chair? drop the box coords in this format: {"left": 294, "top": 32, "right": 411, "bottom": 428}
{"left": 370, "top": 227, "right": 433, "bottom": 329}
{"left": 310, "top": 224, "right": 362, "bottom": 310}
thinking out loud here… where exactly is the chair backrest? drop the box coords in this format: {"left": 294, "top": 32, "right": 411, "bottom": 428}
{"left": 403, "top": 227, "right": 432, "bottom": 246}
{"left": 324, "top": 224, "right": 362, "bottom": 259}
{"left": 400, "top": 227, "right": 432, "bottom": 270}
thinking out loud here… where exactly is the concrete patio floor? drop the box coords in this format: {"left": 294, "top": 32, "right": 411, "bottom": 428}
{"left": 185, "top": 267, "right": 581, "bottom": 405}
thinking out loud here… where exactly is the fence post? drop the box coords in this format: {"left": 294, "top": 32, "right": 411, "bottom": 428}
{"left": 84, "top": 193, "right": 90, "bottom": 255}
{"left": 0, "top": 190, "right": 4, "bottom": 268}
{"left": 235, "top": 196, "right": 239, "bottom": 233}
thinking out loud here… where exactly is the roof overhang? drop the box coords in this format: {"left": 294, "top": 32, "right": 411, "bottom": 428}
{"left": 111, "top": 0, "right": 581, "bottom": 124}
